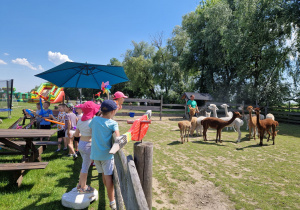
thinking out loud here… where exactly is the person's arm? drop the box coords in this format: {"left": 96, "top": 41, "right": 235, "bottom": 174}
{"left": 67, "top": 119, "right": 71, "bottom": 137}
{"left": 74, "top": 127, "right": 81, "bottom": 138}
{"left": 114, "top": 130, "right": 120, "bottom": 137}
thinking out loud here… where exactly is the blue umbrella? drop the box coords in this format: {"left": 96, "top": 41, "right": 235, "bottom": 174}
{"left": 35, "top": 61, "right": 129, "bottom": 89}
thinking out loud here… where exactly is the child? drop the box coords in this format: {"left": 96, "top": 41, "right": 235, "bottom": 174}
{"left": 64, "top": 103, "right": 78, "bottom": 159}
{"left": 113, "top": 91, "right": 128, "bottom": 111}
{"left": 74, "top": 101, "right": 100, "bottom": 193}
{"left": 74, "top": 105, "right": 83, "bottom": 154}
{"left": 39, "top": 101, "right": 54, "bottom": 140}
{"left": 89, "top": 100, "right": 119, "bottom": 209}
{"left": 56, "top": 104, "right": 67, "bottom": 152}
{"left": 34, "top": 103, "right": 42, "bottom": 129}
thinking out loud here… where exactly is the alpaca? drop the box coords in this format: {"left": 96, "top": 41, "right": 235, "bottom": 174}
{"left": 201, "top": 112, "right": 242, "bottom": 143}
{"left": 238, "top": 105, "right": 250, "bottom": 130}
{"left": 255, "top": 108, "right": 277, "bottom": 145}
{"left": 178, "top": 121, "right": 191, "bottom": 144}
{"left": 178, "top": 108, "right": 196, "bottom": 143}
{"left": 195, "top": 111, "right": 211, "bottom": 136}
{"left": 267, "top": 121, "right": 279, "bottom": 143}
{"left": 266, "top": 113, "right": 275, "bottom": 120}
{"left": 220, "top": 104, "right": 236, "bottom": 131}
{"left": 247, "top": 106, "right": 258, "bottom": 140}
{"left": 209, "top": 104, "right": 244, "bottom": 142}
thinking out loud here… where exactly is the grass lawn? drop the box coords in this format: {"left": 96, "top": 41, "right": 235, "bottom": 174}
{"left": 0, "top": 102, "right": 299, "bottom": 209}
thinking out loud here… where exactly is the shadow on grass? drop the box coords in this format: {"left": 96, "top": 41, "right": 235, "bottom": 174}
{"left": 21, "top": 194, "right": 62, "bottom": 210}
{"left": 167, "top": 141, "right": 181, "bottom": 146}
{"left": 191, "top": 140, "right": 226, "bottom": 146}
{"left": 236, "top": 143, "right": 271, "bottom": 151}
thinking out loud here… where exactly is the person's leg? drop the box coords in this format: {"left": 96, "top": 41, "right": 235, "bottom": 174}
{"left": 57, "top": 137, "right": 62, "bottom": 150}
{"left": 103, "top": 175, "right": 114, "bottom": 202}
{"left": 68, "top": 137, "right": 75, "bottom": 155}
{"left": 63, "top": 137, "right": 67, "bottom": 150}
{"left": 78, "top": 141, "right": 92, "bottom": 189}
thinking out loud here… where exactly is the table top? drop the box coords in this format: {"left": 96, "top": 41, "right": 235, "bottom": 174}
{"left": 0, "top": 129, "right": 57, "bottom": 138}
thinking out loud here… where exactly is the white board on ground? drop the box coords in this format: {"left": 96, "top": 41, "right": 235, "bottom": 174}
{"left": 61, "top": 187, "right": 98, "bottom": 209}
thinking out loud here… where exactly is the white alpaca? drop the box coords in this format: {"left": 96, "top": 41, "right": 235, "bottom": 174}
{"left": 238, "top": 105, "right": 250, "bottom": 130}
{"left": 208, "top": 104, "right": 244, "bottom": 142}
{"left": 195, "top": 111, "right": 211, "bottom": 136}
{"left": 221, "top": 104, "right": 236, "bottom": 131}
{"left": 266, "top": 113, "right": 275, "bottom": 120}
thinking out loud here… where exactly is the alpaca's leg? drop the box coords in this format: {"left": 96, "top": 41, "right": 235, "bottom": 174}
{"left": 233, "top": 125, "right": 237, "bottom": 132}
{"left": 267, "top": 129, "right": 271, "bottom": 142}
{"left": 187, "top": 127, "right": 190, "bottom": 142}
{"left": 216, "top": 130, "right": 219, "bottom": 143}
{"left": 180, "top": 127, "right": 183, "bottom": 143}
{"left": 219, "top": 130, "right": 223, "bottom": 143}
{"left": 203, "top": 126, "right": 207, "bottom": 141}
{"left": 236, "top": 126, "right": 241, "bottom": 143}
{"left": 249, "top": 125, "right": 252, "bottom": 140}
{"left": 200, "top": 125, "right": 203, "bottom": 136}
{"left": 272, "top": 125, "right": 275, "bottom": 145}
{"left": 259, "top": 130, "right": 264, "bottom": 146}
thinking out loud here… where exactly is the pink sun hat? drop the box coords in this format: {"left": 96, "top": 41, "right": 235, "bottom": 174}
{"left": 75, "top": 101, "right": 100, "bottom": 121}
{"left": 113, "top": 91, "right": 128, "bottom": 99}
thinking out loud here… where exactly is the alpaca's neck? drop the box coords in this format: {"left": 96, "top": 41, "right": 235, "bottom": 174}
{"left": 224, "top": 107, "right": 228, "bottom": 115}
{"left": 249, "top": 110, "right": 254, "bottom": 123}
{"left": 256, "top": 112, "right": 261, "bottom": 127}
{"left": 226, "top": 115, "right": 236, "bottom": 125}
{"left": 213, "top": 109, "right": 218, "bottom": 118}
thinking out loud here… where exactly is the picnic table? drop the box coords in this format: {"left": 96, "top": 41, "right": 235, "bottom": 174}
{"left": 0, "top": 129, "right": 57, "bottom": 186}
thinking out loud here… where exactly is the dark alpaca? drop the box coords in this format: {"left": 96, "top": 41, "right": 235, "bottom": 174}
{"left": 255, "top": 108, "right": 277, "bottom": 145}
{"left": 201, "top": 112, "right": 242, "bottom": 143}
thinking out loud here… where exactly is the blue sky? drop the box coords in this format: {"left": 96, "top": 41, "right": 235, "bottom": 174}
{"left": 0, "top": 0, "right": 199, "bottom": 92}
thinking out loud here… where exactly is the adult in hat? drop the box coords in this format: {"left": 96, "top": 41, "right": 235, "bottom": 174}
{"left": 113, "top": 91, "right": 128, "bottom": 111}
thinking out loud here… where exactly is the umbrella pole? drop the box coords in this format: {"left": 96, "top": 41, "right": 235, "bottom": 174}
{"left": 78, "top": 88, "right": 82, "bottom": 104}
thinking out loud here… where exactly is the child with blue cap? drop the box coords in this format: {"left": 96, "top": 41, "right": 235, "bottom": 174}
{"left": 89, "top": 100, "right": 119, "bottom": 209}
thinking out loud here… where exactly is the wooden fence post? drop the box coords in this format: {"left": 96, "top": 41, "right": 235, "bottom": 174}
{"left": 134, "top": 142, "right": 153, "bottom": 210}
{"left": 160, "top": 95, "right": 163, "bottom": 121}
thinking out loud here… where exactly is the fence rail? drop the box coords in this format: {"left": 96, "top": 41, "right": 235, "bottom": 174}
{"left": 113, "top": 135, "right": 149, "bottom": 210}
{"left": 117, "top": 97, "right": 185, "bottom": 120}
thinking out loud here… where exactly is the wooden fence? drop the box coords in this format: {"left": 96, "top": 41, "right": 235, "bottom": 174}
{"left": 113, "top": 142, "right": 149, "bottom": 210}
{"left": 117, "top": 96, "right": 185, "bottom": 120}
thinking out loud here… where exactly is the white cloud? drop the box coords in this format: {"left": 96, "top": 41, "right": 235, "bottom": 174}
{"left": 0, "top": 59, "right": 7, "bottom": 65}
{"left": 38, "top": 65, "right": 44, "bottom": 71}
{"left": 12, "top": 58, "right": 37, "bottom": 70}
{"left": 48, "top": 51, "right": 73, "bottom": 65}
{"left": 4, "top": 53, "right": 9, "bottom": 56}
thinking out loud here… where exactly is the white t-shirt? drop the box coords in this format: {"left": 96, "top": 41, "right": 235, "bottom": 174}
{"left": 77, "top": 119, "right": 92, "bottom": 136}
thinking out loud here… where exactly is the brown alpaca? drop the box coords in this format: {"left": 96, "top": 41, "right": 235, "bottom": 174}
{"left": 201, "top": 112, "right": 242, "bottom": 143}
{"left": 267, "top": 120, "right": 279, "bottom": 144}
{"left": 247, "top": 106, "right": 258, "bottom": 140}
{"left": 178, "top": 108, "right": 196, "bottom": 144}
{"left": 255, "top": 108, "right": 277, "bottom": 145}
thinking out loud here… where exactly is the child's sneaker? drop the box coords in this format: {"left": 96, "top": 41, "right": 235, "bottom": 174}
{"left": 109, "top": 201, "right": 116, "bottom": 210}
{"left": 73, "top": 153, "right": 78, "bottom": 160}
{"left": 63, "top": 147, "right": 68, "bottom": 151}
{"left": 55, "top": 149, "right": 61, "bottom": 152}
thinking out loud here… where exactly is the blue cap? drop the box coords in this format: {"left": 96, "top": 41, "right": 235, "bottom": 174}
{"left": 101, "top": 100, "right": 117, "bottom": 112}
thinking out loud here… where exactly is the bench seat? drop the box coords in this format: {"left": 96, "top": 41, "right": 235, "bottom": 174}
{"left": 0, "top": 141, "right": 59, "bottom": 146}
{"left": 0, "top": 162, "right": 48, "bottom": 171}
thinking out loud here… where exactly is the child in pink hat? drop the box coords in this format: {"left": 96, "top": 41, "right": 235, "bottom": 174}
{"left": 113, "top": 91, "right": 128, "bottom": 111}
{"left": 73, "top": 101, "right": 100, "bottom": 193}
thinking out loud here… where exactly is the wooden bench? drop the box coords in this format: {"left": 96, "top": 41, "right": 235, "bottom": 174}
{"left": 0, "top": 162, "right": 48, "bottom": 187}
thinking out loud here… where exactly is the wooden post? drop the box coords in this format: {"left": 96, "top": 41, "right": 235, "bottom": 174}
{"left": 160, "top": 95, "right": 163, "bottom": 121}
{"left": 134, "top": 142, "right": 153, "bottom": 210}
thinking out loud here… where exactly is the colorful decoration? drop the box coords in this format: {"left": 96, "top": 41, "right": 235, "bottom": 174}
{"left": 25, "top": 109, "right": 35, "bottom": 117}
{"left": 45, "top": 119, "right": 65, "bottom": 125}
{"left": 32, "top": 91, "right": 49, "bottom": 101}
{"left": 101, "top": 81, "right": 111, "bottom": 96}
